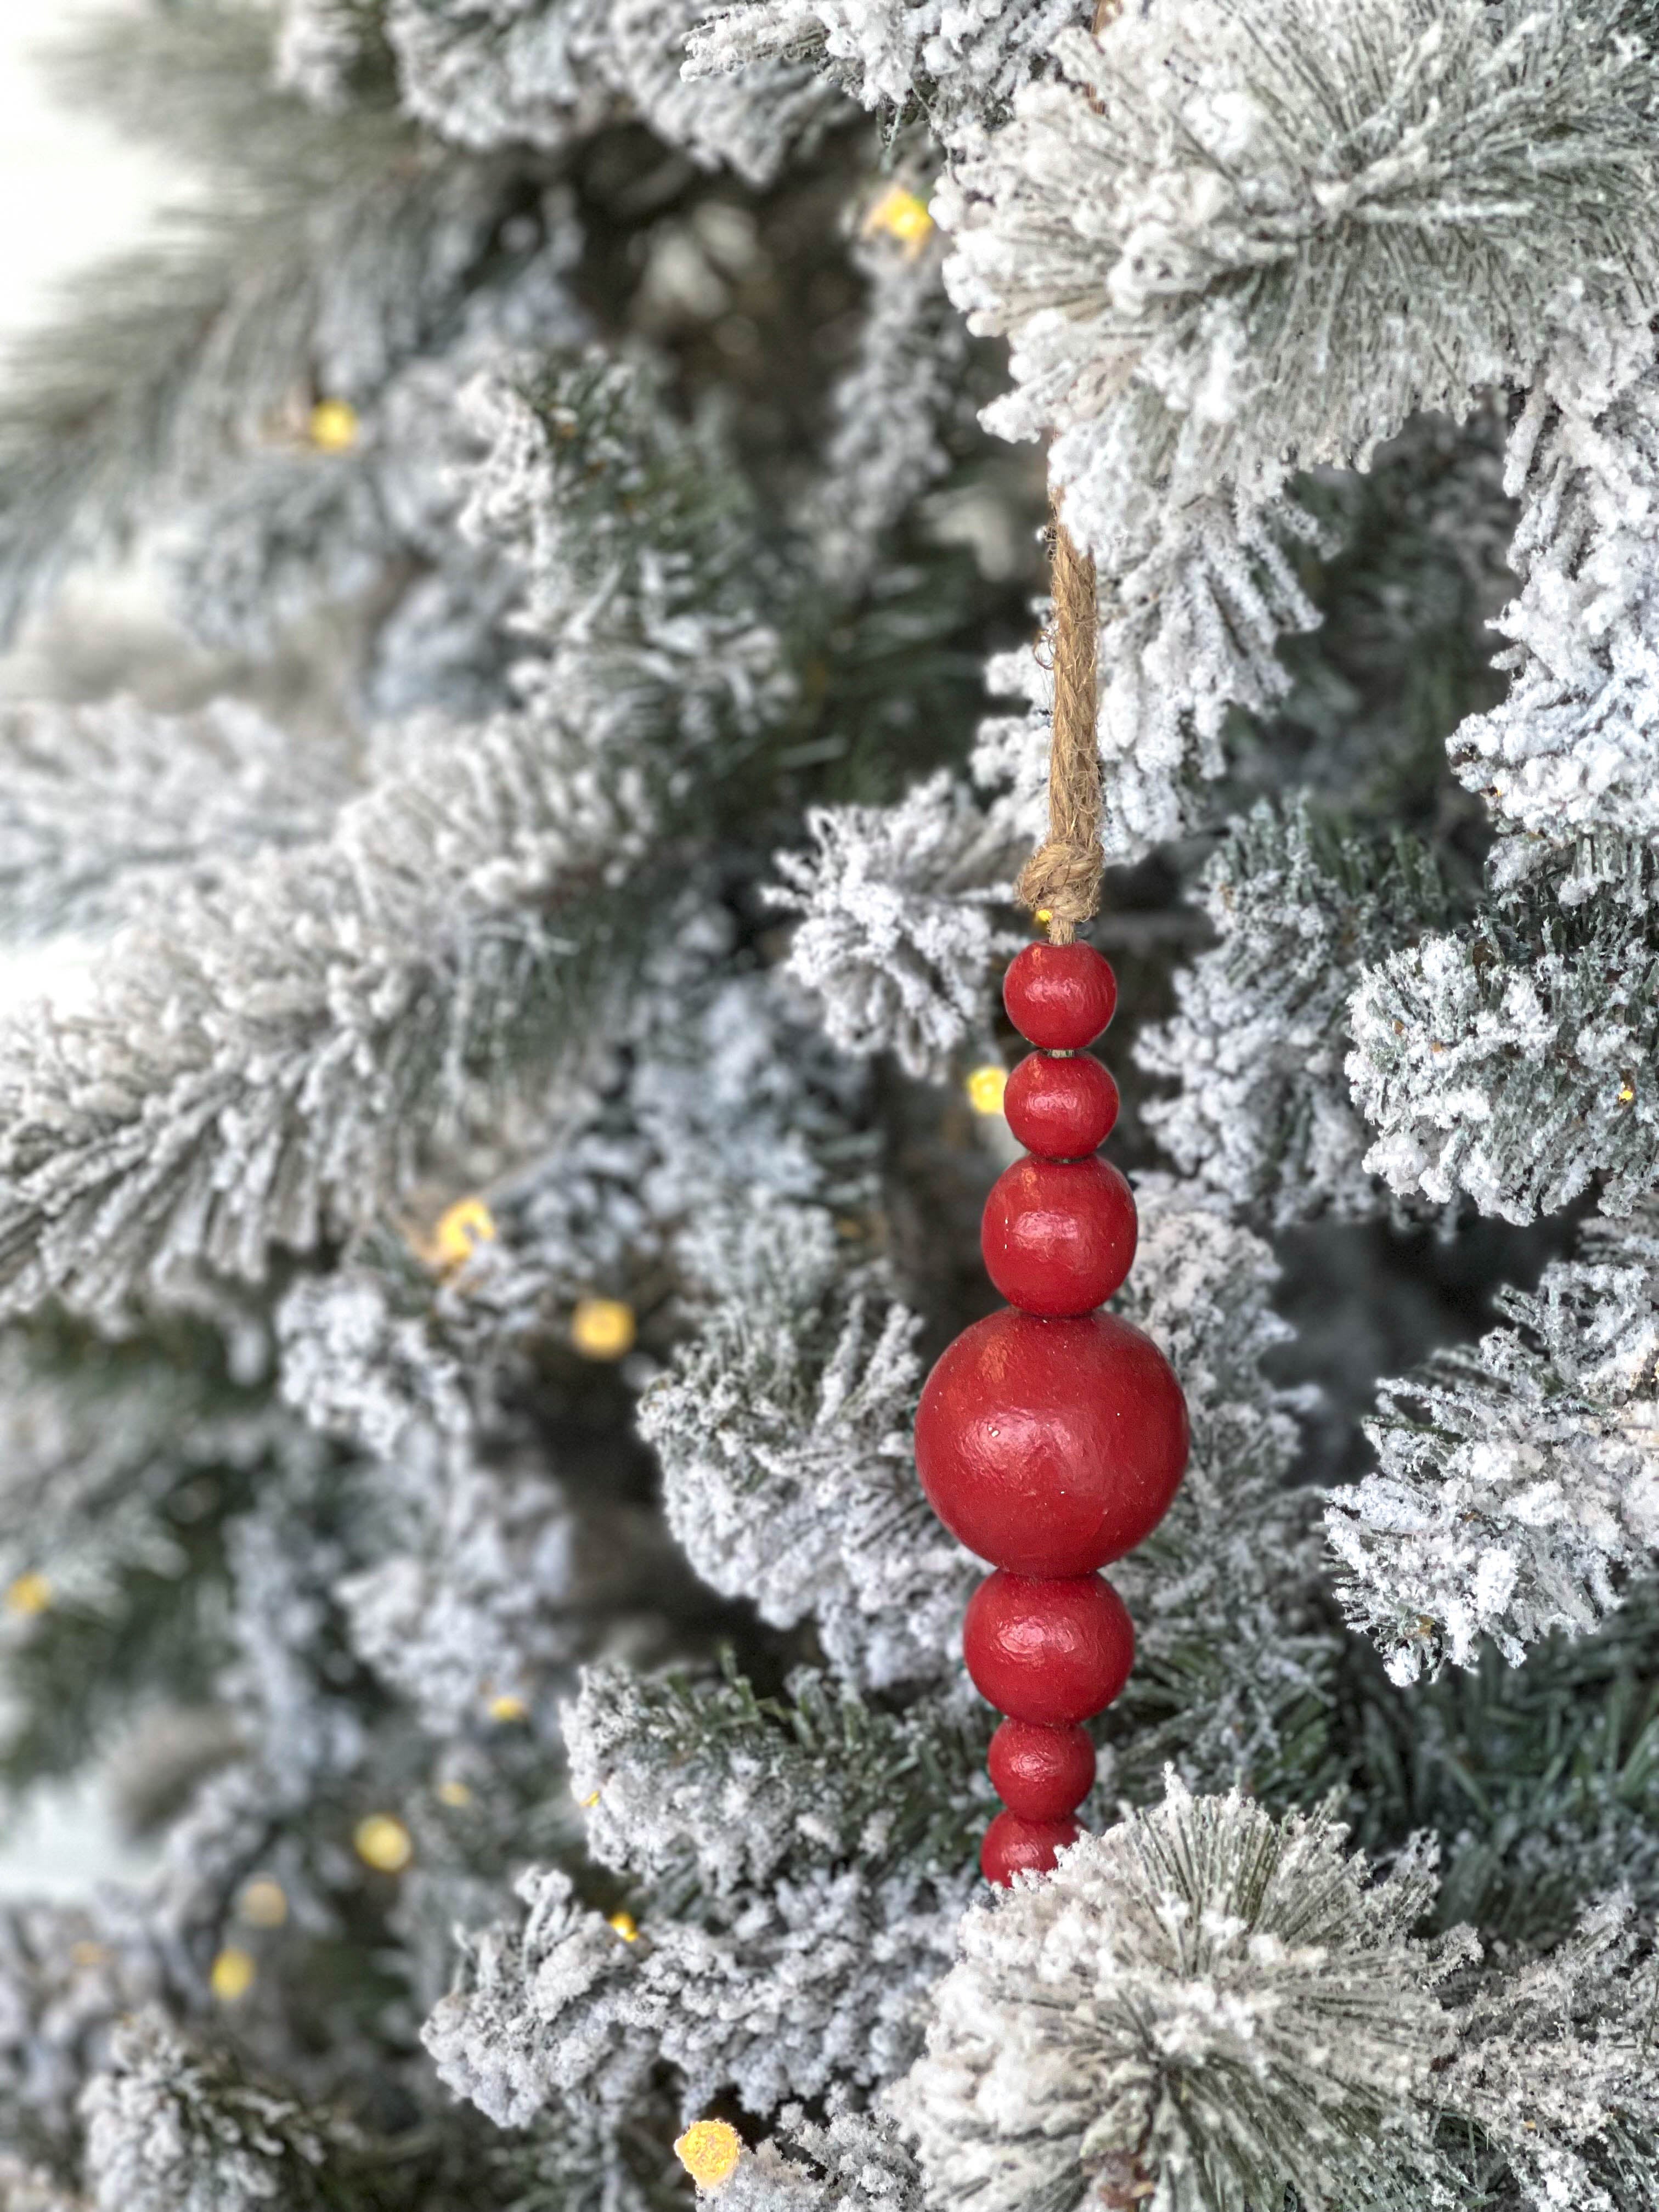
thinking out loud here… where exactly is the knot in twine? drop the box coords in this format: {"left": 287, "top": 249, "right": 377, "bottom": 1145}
{"left": 1017, "top": 498, "right": 1103, "bottom": 945}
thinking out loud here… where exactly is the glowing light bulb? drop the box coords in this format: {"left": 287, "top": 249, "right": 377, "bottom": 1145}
{"left": 571, "top": 1297, "right": 636, "bottom": 1360}
{"left": 675, "top": 2120, "right": 743, "bottom": 2190}
{"left": 964, "top": 1065, "right": 1008, "bottom": 1116}
{"left": 354, "top": 1815, "right": 413, "bottom": 1873}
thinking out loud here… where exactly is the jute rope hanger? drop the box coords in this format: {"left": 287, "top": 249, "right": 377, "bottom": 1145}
{"left": 1016, "top": 505, "right": 1102, "bottom": 944}
{"left": 1014, "top": 0, "right": 1116, "bottom": 949}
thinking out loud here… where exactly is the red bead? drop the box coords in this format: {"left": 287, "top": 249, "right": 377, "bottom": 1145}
{"left": 1003, "top": 1052, "right": 1119, "bottom": 1158}
{"left": 962, "top": 1571, "right": 1134, "bottom": 1723}
{"left": 1003, "top": 944, "right": 1118, "bottom": 1049}
{"left": 981, "top": 1154, "right": 1136, "bottom": 1317}
{"left": 980, "top": 1809, "right": 1079, "bottom": 1887}
{"left": 988, "top": 1719, "right": 1096, "bottom": 1819}
{"left": 915, "top": 1307, "right": 1189, "bottom": 1576}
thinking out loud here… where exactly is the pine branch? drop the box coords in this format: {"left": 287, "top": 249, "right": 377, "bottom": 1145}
{"left": 1350, "top": 842, "right": 1659, "bottom": 1221}
{"left": 1328, "top": 1204, "right": 1659, "bottom": 1682}
{"left": 938, "top": 0, "right": 1659, "bottom": 571}
{"left": 564, "top": 1658, "right": 989, "bottom": 1903}
{"left": 0, "top": 4, "right": 532, "bottom": 646}
{"left": 1137, "top": 798, "right": 1457, "bottom": 1231}
{"left": 0, "top": 361, "right": 794, "bottom": 1314}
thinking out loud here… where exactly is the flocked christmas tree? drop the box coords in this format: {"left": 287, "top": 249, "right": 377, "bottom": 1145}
{"left": 0, "top": 1, "right": 1657, "bottom": 2208}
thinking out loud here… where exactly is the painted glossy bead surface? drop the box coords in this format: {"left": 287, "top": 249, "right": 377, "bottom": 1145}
{"left": 962, "top": 1571, "right": 1135, "bottom": 1723}
{"left": 1003, "top": 1052, "right": 1119, "bottom": 1158}
{"left": 987, "top": 1719, "right": 1096, "bottom": 1821}
{"left": 915, "top": 1307, "right": 1189, "bottom": 1576}
{"left": 980, "top": 1808, "right": 1079, "bottom": 1887}
{"left": 981, "top": 1153, "right": 1136, "bottom": 1316}
{"left": 1003, "top": 943, "right": 1118, "bottom": 1049}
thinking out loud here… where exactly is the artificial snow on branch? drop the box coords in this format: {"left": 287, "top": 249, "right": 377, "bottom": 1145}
{"left": 686, "top": 0, "right": 1082, "bottom": 137}
{"left": 563, "top": 1663, "right": 986, "bottom": 1897}
{"left": 1349, "top": 844, "right": 1659, "bottom": 1222}
{"left": 1450, "top": 325, "right": 1659, "bottom": 874}
{"left": 1328, "top": 1204, "right": 1659, "bottom": 1683}
{"left": 768, "top": 775, "right": 1021, "bottom": 1084}
{"left": 1104, "top": 1176, "right": 1337, "bottom": 1804}
{"left": 0, "top": 698, "right": 351, "bottom": 943}
{"left": 1138, "top": 800, "right": 1453, "bottom": 1229}
{"left": 639, "top": 1203, "right": 974, "bottom": 1688}
{"left": 0, "top": 359, "right": 793, "bottom": 1314}
{"left": 936, "top": 0, "right": 1659, "bottom": 572}
{"left": 381, "top": 0, "right": 836, "bottom": 184}
{"left": 81, "top": 2012, "right": 338, "bottom": 2212}
{"left": 894, "top": 1778, "right": 1456, "bottom": 2212}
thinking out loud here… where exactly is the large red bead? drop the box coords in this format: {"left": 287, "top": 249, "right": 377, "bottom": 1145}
{"left": 980, "top": 1809, "right": 1079, "bottom": 1887}
{"left": 962, "top": 1571, "right": 1134, "bottom": 1723}
{"left": 1004, "top": 1052, "right": 1119, "bottom": 1158}
{"left": 1003, "top": 944, "right": 1118, "bottom": 1049}
{"left": 988, "top": 1719, "right": 1096, "bottom": 1820}
{"left": 915, "top": 1307, "right": 1189, "bottom": 1576}
{"left": 981, "top": 1154, "right": 1136, "bottom": 1316}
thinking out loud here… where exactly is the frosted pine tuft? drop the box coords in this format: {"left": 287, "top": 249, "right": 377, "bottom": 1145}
{"left": 1139, "top": 802, "right": 1452, "bottom": 1228}
{"left": 706, "top": 2109, "right": 918, "bottom": 2212}
{"left": 1328, "top": 1205, "right": 1659, "bottom": 1682}
{"left": 639, "top": 1204, "right": 973, "bottom": 1689}
{"left": 1451, "top": 327, "right": 1659, "bottom": 870}
{"left": 1442, "top": 1891, "right": 1659, "bottom": 2212}
{"left": 686, "top": 0, "right": 1082, "bottom": 137}
{"left": 1348, "top": 847, "right": 1659, "bottom": 1222}
{"left": 80, "top": 2013, "right": 334, "bottom": 2212}
{"left": 894, "top": 1778, "right": 1453, "bottom": 2212}
{"left": 936, "top": 0, "right": 1659, "bottom": 573}
{"left": 767, "top": 776, "right": 1020, "bottom": 1082}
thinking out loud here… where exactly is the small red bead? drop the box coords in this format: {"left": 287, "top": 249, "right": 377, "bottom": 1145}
{"left": 962, "top": 1571, "right": 1134, "bottom": 1724}
{"left": 915, "top": 1307, "right": 1189, "bottom": 1576}
{"left": 980, "top": 1809, "right": 1079, "bottom": 1887}
{"left": 981, "top": 1154, "right": 1137, "bottom": 1316}
{"left": 1003, "top": 1053, "right": 1120, "bottom": 1158}
{"left": 1003, "top": 944, "right": 1118, "bottom": 1049}
{"left": 988, "top": 1719, "right": 1097, "bottom": 1820}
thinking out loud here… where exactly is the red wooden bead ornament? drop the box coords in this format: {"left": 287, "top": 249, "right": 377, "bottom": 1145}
{"left": 1002, "top": 943, "right": 1118, "bottom": 1049}
{"left": 918, "top": 931, "right": 1189, "bottom": 1883}
{"left": 1003, "top": 1051, "right": 1119, "bottom": 1158}
{"left": 963, "top": 1570, "right": 1135, "bottom": 1723}
{"left": 980, "top": 1810, "right": 1080, "bottom": 1887}
{"left": 915, "top": 1307, "right": 1188, "bottom": 1576}
{"left": 981, "top": 1152, "right": 1137, "bottom": 1316}
{"left": 988, "top": 1719, "right": 1097, "bottom": 1819}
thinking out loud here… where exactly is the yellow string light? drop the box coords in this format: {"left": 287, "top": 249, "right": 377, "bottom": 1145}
{"left": 238, "top": 1879, "right": 288, "bottom": 1929}
{"left": 580, "top": 1788, "right": 602, "bottom": 1808}
{"left": 964, "top": 1065, "right": 1008, "bottom": 1116}
{"left": 353, "top": 1814, "right": 414, "bottom": 1873}
{"left": 862, "top": 185, "right": 934, "bottom": 256}
{"left": 675, "top": 2120, "right": 743, "bottom": 2191}
{"left": 571, "top": 1297, "right": 636, "bottom": 1361}
{"left": 210, "top": 1948, "right": 257, "bottom": 2002}
{"left": 427, "top": 1197, "right": 499, "bottom": 1273}
{"left": 309, "top": 398, "right": 360, "bottom": 452}
{"left": 1620, "top": 1083, "right": 1637, "bottom": 1104}
{"left": 487, "top": 1692, "right": 529, "bottom": 1723}
{"left": 437, "top": 1779, "right": 474, "bottom": 1808}
{"left": 607, "top": 1911, "right": 640, "bottom": 1942}
{"left": 4, "top": 1572, "right": 51, "bottom": 1617}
